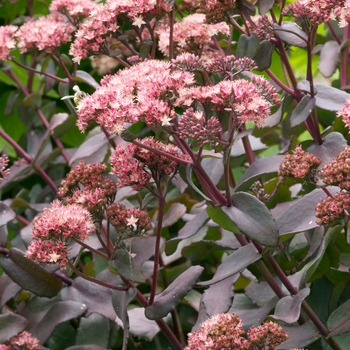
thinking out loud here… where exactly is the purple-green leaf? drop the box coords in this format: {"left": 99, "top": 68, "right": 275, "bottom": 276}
{"left": 0, "top": 314, "right": 28, "bottom": 343}
{"left": 0, "top": 248, "right": 62, "bottom": 297}
{"left": 197, "top": 243, "right": 261, "bottom": 286}
{"left": 74, "top": 70, "right": 100, "bottom": 89}
{"left": 112, "top": 288, "right": 137, "bottom": 350}
{"left": 0, "top": 273, "right": 22, "bottom": 308}
{"left": 328, "top": 299, "right": 350, "bottom": 336}
{"left": 145, "top": 265, "right": 204, "bottom": 320}
{"left": 255, "top": 40, "right": 275, "bottom": 71}
{"left": 273, "top": 22, "right": 308, "bottom": 48}
{"left": 290, "top": 95, "right": 316, "bottom": 127}
{"left": 318, "top": 41, "right": 340, "bottom": 78}
{"left": 272, "top": 288, "right": 310, "bottom": 323}
{"left": 0, "top": 201, "right": 16, "bottom": 226}
{"left": 237, "top": 33, "right": 260, "bottom": 59}
{"left": 259, "top": 0, "right": 274, "bottom": 14}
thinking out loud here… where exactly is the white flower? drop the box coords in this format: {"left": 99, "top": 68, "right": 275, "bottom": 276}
{"left": 49, "top": 252, "right": 61, "bottom": 262}
{"left": 132, "top": 16, "right": 146, "bottom": 28}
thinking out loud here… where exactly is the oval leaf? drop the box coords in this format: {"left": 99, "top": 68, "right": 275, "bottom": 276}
{"left": 0, "top": 248, "right": 62, "bottom": 297}
{"left": 272, "top": 288, "right": 310, "bottom": 323}
{"left": 74, "top": 70, "right": 100, "bottom": 89}
{"left": 273, "top": 22, "right": 308, "bottom": 48}
{"left": 319, "top": 41, "right": 340, "bottom": 78}
{"left": 290, "top": 95, "right": 315, "bottom": 127}
{"left": 0, "top": 201, "right": 15, "bottom": 226}
{"left": 237, "top": 33, "right": 261, "bottom": 59}
{"left": 0, "top": 314, "right": 28, "bottom": 343}
{"left": 259, "top": 0, "right": 274, "bottom": 14}
{"left": 145, "top": 265, "right": 204, "bottom": 320}
{"left": 328, "top": 298, "right": 350, "bottom": 336}
{"left": 254, "top": 40, "right": 275, "bottom": 71}
{"left": 197, "top": 243, "right": 261, "bottom": 286}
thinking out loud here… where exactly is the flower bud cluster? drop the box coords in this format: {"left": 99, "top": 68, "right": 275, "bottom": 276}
{"left": 25, "top": 200, "right": 95, "bottom": 269}
{"left": 315, "top": 192, "right": 350, "bottom": 225}
{"left": 107, "top": 203, "right": 151, "bottom": 242}
{"left": 178, "top": 108, "right": 221, "bottom": 147}
{"left": 0, "top": 25, "right": 17, "bottom": 61}
{"left": 0, "top": 153, "right": 10, "bottom": 183}
{"left": 279, "top": 146, "right": 321, "bottom": 179}
{"left": 0, "top": 331, "right": 41, "bottom": 350}
{"left": 185, "top": 313, "right": 287, "bottom": 350}
{"left": 320, "top": 146, "right": 350, "bottom": 190}
{"left": 171, "top": 53, "right": 205, "bottom": 72}
{"left": 110, "top": 137, "right": 191, "bottom": 190}
{"left": 205, "top": 55, "right": 257, "bottom": 75}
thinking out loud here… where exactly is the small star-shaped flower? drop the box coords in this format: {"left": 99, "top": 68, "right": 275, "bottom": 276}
{"left": 126, "top": 215, "right": 139, "bottom": 229}
{"left": 161, "top": 115, "right": 173, "bottom": 126}
{"left": 132, "top": 16, "right": 146, "bottom": 28}
{"left": 49, "top": 252, "right": 61, "bottom": 263}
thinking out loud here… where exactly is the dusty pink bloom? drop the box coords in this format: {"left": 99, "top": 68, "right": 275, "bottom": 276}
{"left": 204, "top": 55, "right": 257, "bottom": 76}
{"left": 107, "top": 203, "right": 152, "bottom": 242}
{"left": 25, "top": 239, "right": 69, "bottom": 270}
{"left": 337, "top": 98, "right": 350, "bottom": 130}
{"left": 50, "top": 0, "right": 97, "bottom": 22}
{"left": 320, "top": 146, "right": 350, "bottom": 190}
{"left": 171, "top": 53, "right": 205, "bottom": 72}
{"left": 316, "top": 192, "right": 350, "bottom": 225}
{"left": 283, "top": 0, "right": 345, "bottom": 26}
{"left": 158, "top": 13, "right": 229, "bottom": 58}
{"left": 110, "top": 137, "right": 191, "bottom": 190}
{"left": 278, "top": 146, "right": 321, "bottom": 179}
{"left": 9, "top": 331, "right": 41, "bottom": 350}
{"left": 176, "top": 78, "right": 279, "bottom": 127}
{"left": 0, "top": 153, "right": 10, "bottom": 182}
{"left": 16, "top": 13, "right": 75, "bottom": 53}
{"left": 247, "top": 321, "right": 288, "bottom": 349}
{"left": 0, "top": 25, "right": 17, "bottom": 60}
{"left": 58, "top": 162, "right": 117, "bottom": 207}
{"left": 31, "top": 200, "right": 95, "bottom": 241}
{"left": 75, "top": 60, "right": 194, "bottom": 132}
{"left": 178, "top": 108, "right": 221, "bottom": 147}
{"left": 249, "top": 14, "right": 275, "bottom": 41}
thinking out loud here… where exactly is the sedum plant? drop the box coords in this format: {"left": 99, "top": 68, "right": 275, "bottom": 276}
{"left": 1, "top": 0, "right": 350, "bottom": 349}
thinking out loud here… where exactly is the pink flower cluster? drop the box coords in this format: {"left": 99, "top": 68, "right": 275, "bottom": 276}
{"left": 279, "top": 146, "right": 321, "bottom": 179}
{"left": 69, "top": 0, "right": 171, "bottom": 63}
{"left": 16, "top": 13, "right": 75, "bottom": 54}
{"left": 75, "top": 60, "right": 194, "bottom": 132}
{"left": 178, "top": 108, "right": 221, "bottom": 147}
{"left": 110, "top": 137, "right": 191, "bottom": 190}
{"left": 0, "top": 153, "right": 10, "bottom": 182}
{"left": 176, "top": 78, "right": 279, "bottom": 127}
{"left": 0, "top": 25, "right": 17, "bottom": 61}
{"left": 0, "top": 331, "right": 41, "bottom": 350}
{"left": 49, "top": 0, "right": 98, "bottom": 23}
{"left": 158, "top": 13, "right": 229, "bottom": 58}
{"left": 283, "top": 0, "right": 349, "bottom": 27}
{"left": 337, "top": 98, "right": 350, "bottom": 131}
{"left": 107, "top": 203, "right": 152, "bottom": 242}
{"left": 185, "top": 313, "right": 288, "bottom": 350}
{"left": 25, "top": 200, "right": 95, "bottom": 269}
{"left": 320, "top": 146, "right": 350, "bottom": 190}
{"left": 57, "top": 162, "right": 117, "bottom": 217}
{"left": 315, "top": 192, "right": 350, "bottom": 225}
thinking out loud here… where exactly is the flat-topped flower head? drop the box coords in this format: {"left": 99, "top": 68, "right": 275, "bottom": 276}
{"left": 49, "top": 0, "right": 98, "bottom": 23}
{"left": 158, "top": 13, "right": 229, "bottom": 58}
{"left": 316, "top": 192, "right": 350, "bottom": 225}
{"left": 76, "top": 60, "right": 194, "bottom": 132}
{"left": 279, "top": 146, "right": 321, "bottom": 180}
{"left": 32, "top": 200, "right": 95, "bottom": 241}
{"left": 16, "top": 13, "right": 75, "bottom": 53}
{"left": 0, "top": 25, "right": 17, "bottom": 61}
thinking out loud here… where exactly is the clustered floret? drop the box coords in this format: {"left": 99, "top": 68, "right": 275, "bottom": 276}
{"left": 178, "top": 108, "right": 221, "bottom": 147}
{"left": 185, "top": 313, "right": 288, "bottom": 350}
{"left": 205, "top": 55, "right": 257, "bottom": 76}
{"left": 279, "top": 146, "right": 321, "bottom": 179}
{"left": 320, "top": 146, "right": 350, "bottom": 190}
{"left": 110, "top": 137, "right": 191, "bottom": 190}
{"left": 25, "top": 200, "right": 95, "bottom": 269}
{"left": 158, "top": 13, "right": 229, "bottom": 58}
{"left": 0, "top": 25, "right": 17, "bottom": 61}
{"left": 0, "top": 331, "right": 41, "bottom": 350}
{"left": 315, "top": 192, "right": 350, "bottom": 225}
{"left": 0, "top": 153, "right": 10, "bottom": 183}
{"left": 75, "top": 60, "right": 194, "bottom": 132}
{"left": 16, "top": 13, "right": 75, "bottom": 53}
{"left": 337, "top": 98, "right": 350, "bottom": 131}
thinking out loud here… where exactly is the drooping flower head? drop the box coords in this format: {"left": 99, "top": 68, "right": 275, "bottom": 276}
{"left": 16, "top": 13, "right": 75, "bottom": 53}
{"left": 0, "top": 25, "right": 17, "bottom": 61}
{"left": 158, "top": 13, "right": 229, "bottom": 58}
{"left": 75, "top": 60, "right": 194, "bottom": 132}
